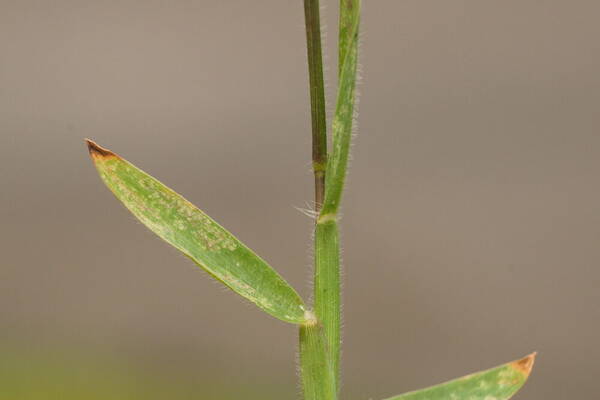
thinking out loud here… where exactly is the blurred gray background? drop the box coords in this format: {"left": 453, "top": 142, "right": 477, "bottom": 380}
{"left": 1, "top": 1, "right": 599, "bottom": 399}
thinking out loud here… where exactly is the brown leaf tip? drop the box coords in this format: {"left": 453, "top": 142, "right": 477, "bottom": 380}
{"left": 511, "top": 352, "right": 536, "bottom": 377}
{"left": 85, "top": 139, "right": 117, "bottom": 159}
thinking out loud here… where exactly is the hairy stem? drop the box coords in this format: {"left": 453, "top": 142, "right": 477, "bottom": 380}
{"left": 300, "top": 1, "right": 337, "bottom": 399}
{"left": 314, "top": 217, "right": 341, "bottom": 387}
{"left": 301, "top": 1, "right": 360, "bottom": 399}
{"left": 299, "top": 317, "right": 337, "bottom": 400}
{"left": 314, "top": 2, "right": 360, "bottom": 393}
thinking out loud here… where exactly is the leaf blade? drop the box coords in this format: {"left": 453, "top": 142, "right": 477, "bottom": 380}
{"left": 86, "top": 139, "right": 308, "bottom": 324}
{"left": 383, "top": 353, "right": 536, "bottom": 400}
{"left": 321, "top": 0, "right": 360, "bottom": 216}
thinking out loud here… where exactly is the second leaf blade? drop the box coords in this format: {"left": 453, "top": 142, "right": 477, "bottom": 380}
{"left": 382, "top": 353, "right": 535, "bottom": 400}
{"left": 86, "top": 140, "right": 308, "bottom": 324}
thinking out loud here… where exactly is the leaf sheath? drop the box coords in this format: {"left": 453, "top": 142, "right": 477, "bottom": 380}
{"left": 299, "top": 318, "right": 337, "bottom": 400}
{"left": 313, "top": 218, "right": 341, "bottom": 387}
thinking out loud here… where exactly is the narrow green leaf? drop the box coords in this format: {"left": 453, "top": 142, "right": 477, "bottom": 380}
{"left": 85, "top": 139, "right": 308, "bottom": 324}
{"left": 338, "top": 0, "right": 360, "bottom": 79}
{"left": 321, "top": 0, "right": 360, "bottom": 216}
{"left": 382, "top": 353, "right": 536, "bottom": 400}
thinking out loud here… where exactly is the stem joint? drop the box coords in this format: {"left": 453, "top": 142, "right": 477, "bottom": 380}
{"left": 317, "top": 213, "right": 338, "bottom": 225}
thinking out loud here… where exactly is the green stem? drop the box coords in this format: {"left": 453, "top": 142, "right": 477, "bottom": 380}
{"left": 314, "top": 1, "right": 360, "bottom": 392}
{"left": 301, "top": 1, "right": 360, "bottom": 399}
{"left": 314, "top": 217, "right": 341, "bottom": 386}
{"left": 303, "top": 0, "right": 328, "bottom": 208}
{"left": 300, "top": 1, "right": 337, "bottom": 399}
{"left": 299, "top": 316, "right": 337, "bottom": 400}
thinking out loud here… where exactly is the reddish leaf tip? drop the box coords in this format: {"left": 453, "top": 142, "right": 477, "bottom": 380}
{"left": 85, "top": 139, "right": 117, "bottom": 159}
{"left": 511, "top": 352, "right": 536, "bottom": 377}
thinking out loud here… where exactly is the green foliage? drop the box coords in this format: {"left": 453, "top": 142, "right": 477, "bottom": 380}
{"left": 383, "top": 354, "right": 536, "bottom": 400}
{"left": 320, "top": 0, "right": 361, "bottom": 216}
{"left": 86, "top": 1, "right": 536, "bottom": 399}
{"left": 86, "top": 140, "right": 307, "bottom": 325}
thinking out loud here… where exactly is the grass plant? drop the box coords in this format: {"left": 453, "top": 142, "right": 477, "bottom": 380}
{"left": 86, "top": 2, "right": 535, "bottom": 399}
